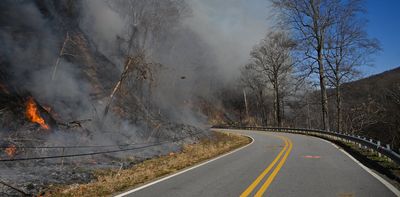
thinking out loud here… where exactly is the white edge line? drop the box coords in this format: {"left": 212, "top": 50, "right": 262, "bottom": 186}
{"left": 114, "top": 131, "right": 254, "bottom": 197}
{"left": 318, "top": 138, "right": 400, "bottom": 197}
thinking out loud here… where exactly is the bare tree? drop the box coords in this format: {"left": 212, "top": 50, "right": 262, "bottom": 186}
{"left": 324, "top": 0, "right": 380, "bottom": 132}
{"left": 110, "top": 0, "right": 189, "bottom": 55}
{"left": 342, "top": 96, "right": 382, "bottom": 133}
{"left": 240, "top": 65, "right": 269, "bottom": 126}
{"left": 271, "top": 0, "right": 344, "bottom": 131}
{"left": 384, "top": 84, "right": 400, "bottom": 148}
{"left": 247, "top": 31, "right": 295, "bottom": 127}
{"left": 102, "top": 0, "right": 189, "bottom": 120}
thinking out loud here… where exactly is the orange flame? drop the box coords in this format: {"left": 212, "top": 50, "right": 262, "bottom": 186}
{"left": 26, "top": 97, "right": 50, "bottom": 129}
{"left": 5, "top": 144, "right": 16, "bottom": 157}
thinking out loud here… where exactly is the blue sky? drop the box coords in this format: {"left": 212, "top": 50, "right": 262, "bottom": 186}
{"left": 362, "top": 0, "right": 400, "bottom": 75}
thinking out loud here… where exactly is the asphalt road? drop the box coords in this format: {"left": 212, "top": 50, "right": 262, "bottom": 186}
{"left": 116, "top": 129, "right": 399, "bottom": 197}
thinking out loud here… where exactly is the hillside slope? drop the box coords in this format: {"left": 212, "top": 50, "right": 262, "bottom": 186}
{"left": 339, "top": 66, "right": 400, "bottom": 149}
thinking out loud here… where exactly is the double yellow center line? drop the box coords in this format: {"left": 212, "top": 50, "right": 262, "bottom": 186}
{"left": 240, "top": 135, "right": 293, "bottom": 197}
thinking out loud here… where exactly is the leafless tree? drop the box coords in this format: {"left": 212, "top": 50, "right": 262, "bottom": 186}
{"left": 240, "top": 65, "right": 269, "bottom": 125}
{"left": 110, "top": 0, "right": 189, "bottom": 55}
{"left": 271, "top": 0, "right": 344, "bottom": 131}
{"left": 342, "top": 96, "right": 382, "bottom": 134}
{"left": 247, "top": 31, "right": 295, "bottom": 127}
{"left": 102, "top": 0, "right": 189, "bottom": 120}
{"left": 381, "top": 84, "right": 400, "bottom": 148}
{"left": 324, "top": 0, "right": 380, "bottom": 132}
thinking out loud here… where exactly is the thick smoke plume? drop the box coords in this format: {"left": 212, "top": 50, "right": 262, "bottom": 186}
{"left": 0, "top": 0, "right": 270, "bottom": 195}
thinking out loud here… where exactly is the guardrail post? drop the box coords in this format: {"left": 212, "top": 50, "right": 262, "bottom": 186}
{"left": 369, "top": 139, "right": 374, "bottom": 153}
{"left": 377, "top": 141, "right": 382, "bottom": 157}
{"left": 363, "top": 137, "right": 367, "bottom": 149}
{"left": 386, "top": 144, "right": 391, "bottom": 162}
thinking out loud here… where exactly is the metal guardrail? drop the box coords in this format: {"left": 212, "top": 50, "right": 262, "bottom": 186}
{"left": 212, "top": 126, "right": 400, "bottom": 166}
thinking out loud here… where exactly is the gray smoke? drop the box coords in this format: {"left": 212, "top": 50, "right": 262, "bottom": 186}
{"left": 184, "top": 0, "right": 271, "bottom": 80}
{"left": 0, "top": 0, "right": 272, "bottom": 141}
{"left": 0, "top": 1, "right": 274, "bottom": 194}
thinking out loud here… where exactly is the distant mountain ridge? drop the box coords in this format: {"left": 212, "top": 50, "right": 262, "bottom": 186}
{"left": 346, "top": 66, "right": 400, "bottom": 89}
{"left": 339, "top": 66, "right": 400, "bottom": 148}
{"left": 339, "top": 66, "right": 400, "bottom": 101}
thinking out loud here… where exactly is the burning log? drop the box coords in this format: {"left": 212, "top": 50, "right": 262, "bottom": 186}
{"left": 25, "top": 97, "right": 50, "bottom": 130}
{"left": 25, "top": 97, "right": 57, "bottom": 130}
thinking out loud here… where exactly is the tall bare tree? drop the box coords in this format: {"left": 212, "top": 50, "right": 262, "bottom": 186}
{"left": 240, "top": 65, "right": 269, "bottom": 125}
{"left": 102, "top": 0, "right": 189, "bottom": 119}
{"left": 324, "top": 0, "right": 380, "bottom": 132}
{"left": 271, "top": 0, "right": 343, "bottom": 131}
{"left": 247, "top": 31, "right": 295, "bottom": 127}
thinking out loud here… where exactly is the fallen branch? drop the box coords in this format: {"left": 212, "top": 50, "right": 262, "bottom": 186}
{"left": 51, "top": 32, "right": 70, "bottom": 81}
{"left": 103, "top": 57, "right": 133, "bottom": 119}
{"left": 58, "top": 119, "right": 92, "bottom": 129}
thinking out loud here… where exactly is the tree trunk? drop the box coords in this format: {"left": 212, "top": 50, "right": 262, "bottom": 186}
{"left": 311, "top": 0, "right": 330, "bottom": 131}
{"left": 318, "top": 47, "right": 330, "bottom": 131}
{"left": 263, "top": 106, "right": 268, "bottom": 126}
{"left": 336, "top": 83, "right": 342, "bottom": 132}
{"left": 243, "top": 89, "right": 249, "bottom": 119}
{"left": 275, "top": 85, "right": 282, "bottom": 127}
{"left": 259, "top": 90, "right": 268, "bottom": 126}
{"left": 281, "top": 99, "right": 285, "bottom": 125}
{"left": 307, "top": 99, "right": 311, "bottom": 129}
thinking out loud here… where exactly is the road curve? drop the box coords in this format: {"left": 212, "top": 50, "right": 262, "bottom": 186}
{"left": 115, "top": 129, "right": 398, "bottom": 197}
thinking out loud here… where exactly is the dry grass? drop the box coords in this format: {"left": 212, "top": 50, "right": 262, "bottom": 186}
{"left": 45, "top": 131, "right": 251, "bottom": 197}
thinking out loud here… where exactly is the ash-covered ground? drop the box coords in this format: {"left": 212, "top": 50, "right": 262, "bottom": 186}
{"left": 0, "top": 123, "right": 204, "bottom": 196}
